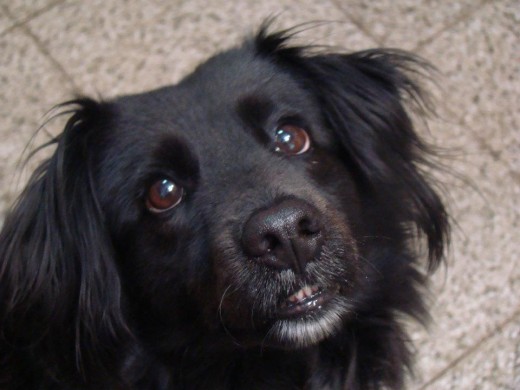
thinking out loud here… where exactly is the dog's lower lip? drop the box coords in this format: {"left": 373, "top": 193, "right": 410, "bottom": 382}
{"left": 278, "top": 287, "right": 336, "bottom": 319}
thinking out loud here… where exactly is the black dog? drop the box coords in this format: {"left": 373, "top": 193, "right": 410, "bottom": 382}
{"left": 0, "top": 25, "right": 449, "bottom": 389}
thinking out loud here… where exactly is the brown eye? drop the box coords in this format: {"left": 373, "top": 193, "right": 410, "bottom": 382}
{"left": 146, "top": 179, "right": 184, "bottom": 213}
{"left": 274, "top": 124, "right": 311, "bottom": 155}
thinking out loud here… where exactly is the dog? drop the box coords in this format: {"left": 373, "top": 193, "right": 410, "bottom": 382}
{"left": 0, "top": 24, "right": 449, "bottom": 389}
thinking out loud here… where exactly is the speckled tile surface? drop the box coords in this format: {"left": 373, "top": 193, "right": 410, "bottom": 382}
{"left": 0, "top": 6, "right": 13, "bottom": 34}
{"left": 26, "top": 0, "right": 374, "bottom": 98}
{"left": 0, "top": 27, "right": 72, "bottom": 215}
{"left": 332, "top": 0, "right": 488, "bottom": 50}
{"left": 0, "top": 0, "right": 518, "bottom": 388}
{"left": 418, "top": 0, "right": 520, "bottom": 174}
{"left": 421, "top": 314, "right": 520, "bottom": 389}
{"left": 408, "top": 126, "right": 520, "bottom": 385}
{"left": 2, "top": 0, "right": 64, "bottom": 22}
{"left": 401, "top": 2, "right": 520, "bottom": 384}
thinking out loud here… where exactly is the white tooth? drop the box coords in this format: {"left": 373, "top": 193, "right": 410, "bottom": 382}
{"left": 304, "top": 286, "right": 313, "bottom": 297}
{"left": 297, "top": 289, "right": 305, "bottom": 301}
{"left": 289, "top": 294, "right": 298, "bottom": 303}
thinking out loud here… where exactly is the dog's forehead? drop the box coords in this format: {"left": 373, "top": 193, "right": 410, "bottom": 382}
{"left": 171, "top": 48, "right": 316, "bottom": 140}
{"left": 120, "top": 48, "right": 313, "bottom": 137}
{"left": 176, "top": 47, "right": 306, "bottom": 108}
{"left": 113, "top": 47, "right": 318, "bottom": 159}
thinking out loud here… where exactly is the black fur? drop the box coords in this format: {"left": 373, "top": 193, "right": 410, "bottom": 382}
{"left": 0, "top": 24, "right": 449, "bottom": 389}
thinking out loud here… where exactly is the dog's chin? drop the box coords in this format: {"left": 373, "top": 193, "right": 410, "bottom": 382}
{"left": 265, "top": 286, "right": 351, "bottom": 349}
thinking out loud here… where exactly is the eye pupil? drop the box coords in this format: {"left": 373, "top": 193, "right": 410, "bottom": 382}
{"left": 274, "top": 125, "right": 311, "bottom": 155}
{"left": 146, "top": 179, "right": 183, "bottom": 213}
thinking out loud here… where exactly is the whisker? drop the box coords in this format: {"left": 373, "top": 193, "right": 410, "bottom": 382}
{"left": 217, "top": 284, "right": 243, "bottom": 347}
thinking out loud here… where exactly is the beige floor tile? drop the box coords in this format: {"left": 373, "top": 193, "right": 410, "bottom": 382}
{"left": 26, "top": 0, "right": 374, "bottom": 99}
{"left": 0, "top": 28, "right": 73, "bottom": 218}
{"left": 418, "top": 0, "right": 520, "bottom": 174}
{"left": 3, "top": 0, "right": 63, "bottom": 22}
{"left": 414, "top": 6, "right": 520, "bottom": 379}
{"left": 25, "top": 0, "right": 248, "bottom": 97}
{"left": 420, "top": 315, "right": 520, "bottom": 389}
{"left": 332, "top": 0, "right": 485, "bottom": 50}
{"left": 0, "top": 12, "right": 8, "bottom": 35}
{"left": 407, "top": 114, "right": 519, "bottom": 384}
{"left": 0, "top": 6, "right": 13, "bottom": 34}
{"left": 406, "top": 5, "right": 519, "bottom": 381}
{"left": 204, "top": 0, "right": 377, "bottom": 49}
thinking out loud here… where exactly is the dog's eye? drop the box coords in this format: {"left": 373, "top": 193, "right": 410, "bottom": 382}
{"left": 274, "top": 124, "right": 311, "bottom": 155}
{"left": 146, "top": 179, "right": 184, "bottom": 213}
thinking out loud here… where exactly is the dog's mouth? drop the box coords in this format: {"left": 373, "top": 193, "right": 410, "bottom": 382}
{"left": 277, "top": 284, "right": 339, "bottom": 319}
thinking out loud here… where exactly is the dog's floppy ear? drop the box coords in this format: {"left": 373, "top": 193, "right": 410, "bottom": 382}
{"left": 0, "top": 99, "right": 130, "bottom": 385}
{"left": 255, "top": 28, "right": 449, "bottom": 270}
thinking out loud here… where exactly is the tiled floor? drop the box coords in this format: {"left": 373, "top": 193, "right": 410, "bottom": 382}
{"left": 0, "top": 0, "right": 518, "bottom": 388}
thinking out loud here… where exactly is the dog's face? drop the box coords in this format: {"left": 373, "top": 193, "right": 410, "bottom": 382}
{"left": 97, "top": 47, "right": 363, "bottom": 348}
{"left": 0, "top": 27, "right": 449, "bottom": 388}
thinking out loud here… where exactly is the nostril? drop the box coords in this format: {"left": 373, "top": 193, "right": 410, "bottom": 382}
{"left": 264, "top": 234, "right": 281, "bottom": 253}
{"left": 298, "top": 217, "right": 321, "bottom": 236}
{"left": 242, "top": 228, "right": 282, "bottom": 257}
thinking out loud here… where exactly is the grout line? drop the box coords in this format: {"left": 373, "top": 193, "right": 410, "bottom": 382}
{"left": 20, "top": 24, "right": 79, "bottom": 91}
{"left": 419, "top": 309, "right": 520, "bottom": 389}
{"left": 1, "top": 4, "right": 80, "bottom": 93}
{"left": 0, "top": 0, "right": 66, "bottom": 38}
{"left": 442, "top": 101, "right": 520, "bottom": 186}
{"left": 329, "top": 0, "right": 383, "bottom": 46}
{"left": 0, "top": 4, "right": 13, "bottom": 36}
{"left": 413, "top": 0, "right": 492, "bottom": 52}
{"left": 421, "top": 22, "right": 518, "bottom": 187}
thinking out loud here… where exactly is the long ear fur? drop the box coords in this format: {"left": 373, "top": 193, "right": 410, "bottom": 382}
{"left": 255, "top": 27, "right": 450, "bottom": 271}
{"left": 0, "top": 99, "right": 130, "bottom": 387}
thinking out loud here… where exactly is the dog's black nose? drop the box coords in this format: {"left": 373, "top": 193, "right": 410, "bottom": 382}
{"left": 241, "top": 198, "right": 323, "bottom": 273}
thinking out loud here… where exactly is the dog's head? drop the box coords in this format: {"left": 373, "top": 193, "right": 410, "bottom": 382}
{"left": 0, "top": 25, "right": 448, "bottom": 384}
